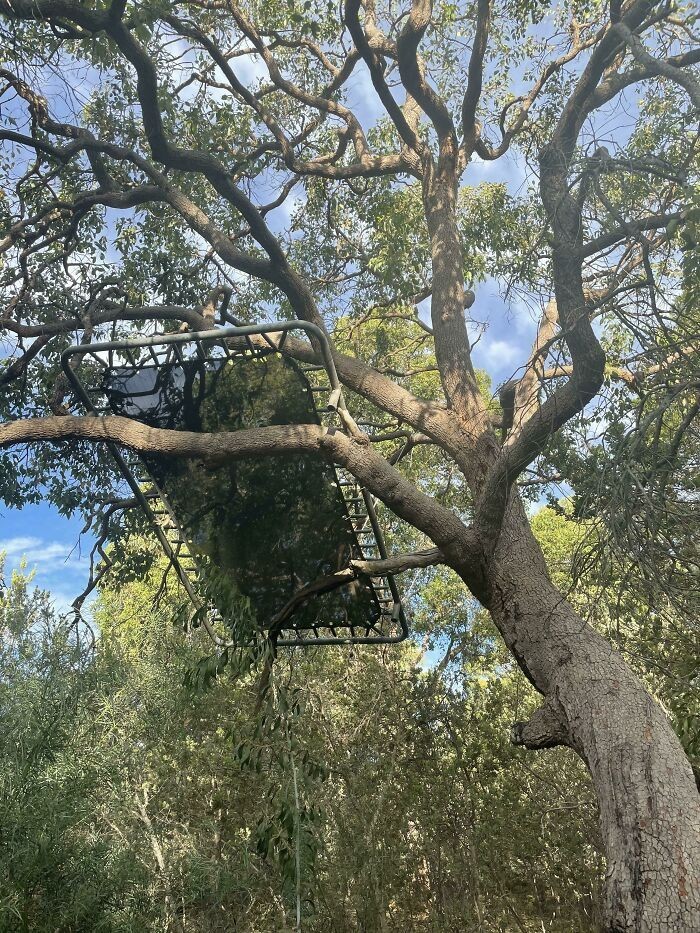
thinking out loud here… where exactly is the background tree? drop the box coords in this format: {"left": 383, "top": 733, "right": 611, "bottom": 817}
{"left": 1, "top": 540, "right": 605, "bottom": 932}
{"left": 0, "top": 1, "right": 698, "bottom": 929}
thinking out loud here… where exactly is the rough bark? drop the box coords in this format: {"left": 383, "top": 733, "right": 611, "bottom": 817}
{"left": 464, "top": 500, "right": 700, "bottom": 933}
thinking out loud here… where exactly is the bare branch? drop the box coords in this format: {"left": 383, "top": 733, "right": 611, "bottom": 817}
{"left": 582, "top": 211, "right": 682, "bottom": 257}
{"left": 396, "top": 0, "right": 456, "bottom": 145}
{"left": 618, "top": 24, "right": 700, "bottom": 107}
{"left": 350, "top": 547, "right": 443, "bottom": 575}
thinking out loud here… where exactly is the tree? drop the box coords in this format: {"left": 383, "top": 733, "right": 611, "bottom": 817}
{"left": 0, "top": 561, "right": 121, "bottom": 930}
{"left": 1, "top": 537, "right": 605, "bottom": 931}
{"left": 0, "top": 1, "right": 698, "bottom": 929}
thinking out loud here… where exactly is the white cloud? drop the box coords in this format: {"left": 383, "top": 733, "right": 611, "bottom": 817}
{"left": 0, "top": 534, "right": 94, "bottom": 617}
{"left": 0, "top": 535, "right": 42, "bottom": 556}
{"left": 477, "top": 338, "right": 522, "bottom": 368}
{"left": 0, "top": 536, "right": 90, "bottom": 575}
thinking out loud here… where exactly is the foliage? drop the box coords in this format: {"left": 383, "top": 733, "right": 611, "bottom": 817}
{"left": 1, "top": 0, "right": 699, "bottom": 928}
{"left": 0, "top": 525, "right": 614, "bottom": 932}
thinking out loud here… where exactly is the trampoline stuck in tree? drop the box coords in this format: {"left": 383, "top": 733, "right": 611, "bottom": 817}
{"left": 62, "top": 322, "right": 407, "bottom": 647}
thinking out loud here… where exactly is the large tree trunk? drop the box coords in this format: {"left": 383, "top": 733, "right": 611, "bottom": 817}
{"left": 472, "top": 500, "right": 700, "bottom": 932}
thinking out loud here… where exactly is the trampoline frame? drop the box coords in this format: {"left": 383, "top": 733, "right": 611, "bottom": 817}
{"left": 61, "top": 322, "right": 408, "bottom": 647}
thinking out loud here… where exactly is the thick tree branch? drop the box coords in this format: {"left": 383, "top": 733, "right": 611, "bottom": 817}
{"left": 350, "top": 546, "right": 443, "bottom": 575}
{"left": 396, "top": 0, "right": 456, "bottom": 145}
{"left": 549, "top": 0, "right": 660, "bottom": 160}
{"left": 461, "top": 0, "right": 490, "bottom": 158}
{"left": 344, "top": 0, "right": 426, "bottom": 159}
{"left": 0, "top": 416, "right": 475, "bottom": 563}
{"left": 585, "top": 46, "right": 700, "bottom": 114}
{"left": 619, "top": 24, "right": 700, "bottom": 108}
{"left": 224, "top": 329, "right": 477, "bottom": 470}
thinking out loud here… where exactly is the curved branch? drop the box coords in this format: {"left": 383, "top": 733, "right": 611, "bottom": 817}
{"left": 471, "top": 6, "right": 666, "bottom": 545}
{"left": 547, "top": 0, "right": 661, "bottom": 161}
{"left": 461, "top": 0, "right": 490, "bottom": 157}
{"left": 0, "top": 303, "right": 211, "bottom": 339}
{"left": 585, "top": 46, "right": 700, "bottom": 114}
{"left": 0, "top": 416, "right": 474, "bottom": 559}
{"left": 168, "top": 13, "right": 411, "bottom": 180}
{"left": 471, "top": 23, "right": 604, "bottom": 162}
{"left": 396, "top": 0, "right": 456, "bottom": 143}
{"left": 344, "top": 0, "right": 426, "bottom": 158}
{"left": 619, "top": 23, "right": 700, "bottom": 108}
{"left": 0, "top": 2, "right": 324, "bottom": 329}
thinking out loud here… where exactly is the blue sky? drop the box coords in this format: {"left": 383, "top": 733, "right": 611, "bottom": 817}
{"left": 0, "top": 502, "right": 94, "bottom": 614}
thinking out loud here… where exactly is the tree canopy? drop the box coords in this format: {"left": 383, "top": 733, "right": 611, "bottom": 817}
{"left": 0, "top": 0, "right": 698, "bottom": 929}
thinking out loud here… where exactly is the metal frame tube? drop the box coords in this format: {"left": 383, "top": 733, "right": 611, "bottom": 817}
{"left": 61, "top": 321, "right": 342, "bottom": 411}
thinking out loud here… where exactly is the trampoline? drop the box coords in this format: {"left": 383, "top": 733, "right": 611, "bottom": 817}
{"left": 62, "top": 323, "right": 408, "bottom": 647}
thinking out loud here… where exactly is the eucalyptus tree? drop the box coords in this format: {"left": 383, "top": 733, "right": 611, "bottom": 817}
{"left": 0, "top": 1, "right": 698, "bottom": 929}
